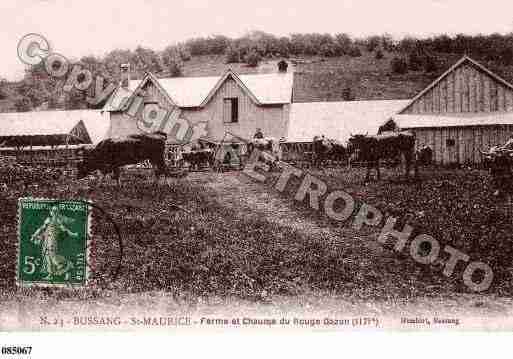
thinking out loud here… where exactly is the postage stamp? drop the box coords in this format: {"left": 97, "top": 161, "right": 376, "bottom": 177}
{"left": 16, "top": 198, "right": 91, "bottom": 287}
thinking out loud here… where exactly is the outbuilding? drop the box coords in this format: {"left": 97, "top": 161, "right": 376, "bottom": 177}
{"left": 382, "top": 56, "right": 513, "bottom": 165}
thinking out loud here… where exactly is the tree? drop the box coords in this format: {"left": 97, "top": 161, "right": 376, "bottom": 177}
{"left": 432, "top": 34, "right": 452, "bottom": 53}
{"left": 424, "top": 54, "right": 439, "bottom": 73}
{"left": 177, "top": 43, "right": 192, "bottom": 61}
{"left": 499, "top": 46, "right": 513, "bottom": 66}
{"left": 103, "top": 49, "right": 133, "bottom": 82}
{"left": 161, "top": 46, "right": 183, "bottom": 77}
{"left": 225, "top": 45, "right": 240, "bottom": 63}
{"left": 167, "top": 59, "right": 183, "bottom": 77}
{"left": 334, "top": 33, "right": 353, "bottom": 55}
{"left": 391, "top": 57, "right": 408, "bottom": 74}
{"left": 320, "top": 43, "right": 337, "bottom": 57}
{"left": 348, "top": 46, "right": 362, "bottom": 57}
{"left": 408, "top": 51, "right": 423, "bottom": 71}
{"left": 365, "top": 36, "right": 381, "bottom": 52}
{"left": 0, "top": 78, "right": 8, "bottom": 100}
{"left": 245, "top": 50, "right": 261, "bottom": 67}
{"left": 131, "top": 46, "right": 163, "bottom": 74}
{"left": 381, "top": 34, "right": 395, "bottom": 52}
{"left": 64, "top": 89, "right": 88, "bottom": 110}
{"left": 276, "top": 37, "right": 291, "bottom": 57}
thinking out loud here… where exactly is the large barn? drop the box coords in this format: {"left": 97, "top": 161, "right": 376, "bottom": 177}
{"left": 103, "top": 62, "right": 414, "bottom": 155}
{"left": 104, "top": 64, "right": 293, "bottom": 144}
{"left": 382, "top": 56, "right": 513, "bottom": 165}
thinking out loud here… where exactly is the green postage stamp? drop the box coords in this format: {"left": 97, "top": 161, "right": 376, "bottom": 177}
{"left": 17, "top": 198, "right": 91, "bottom": 287}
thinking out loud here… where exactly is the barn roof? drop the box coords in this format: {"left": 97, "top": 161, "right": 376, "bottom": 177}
{"left": 397, "top": 56, "right": 513, "bottom": 114}
{"left": 104, "top": 70, "right": 293, "bottom": 110}
{"left": 287, "top": 100, "right": 409, "bottom": 143}
{"left": 392, "top": 112, "right": 513, "bottom": 129}
{"left": 0, "top": 110, "right": 109, "bottom": 146}
{"left": 101, "top": 86, "right": 134, "bottom": 112}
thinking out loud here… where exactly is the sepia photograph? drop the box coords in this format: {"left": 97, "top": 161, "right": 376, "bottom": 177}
{"left": 2, "top": 0, "right": 513, "bottom": 356}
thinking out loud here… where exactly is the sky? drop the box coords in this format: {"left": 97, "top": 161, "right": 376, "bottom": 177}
{"left": 2, "top": 0, "right": 513, "bottom": 80}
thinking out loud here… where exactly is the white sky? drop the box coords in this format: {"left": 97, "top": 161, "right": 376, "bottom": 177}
{"left": 2, "top": 0, "right": 513, "bottom": 80}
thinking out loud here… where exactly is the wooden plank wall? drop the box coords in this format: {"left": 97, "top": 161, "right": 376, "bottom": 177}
{"left": 181, "top": 77, "right": 289, "bottom": 142}
{"left": 402, "top": 63, "right": 513, "bottom": 114}
{"left": 142, "top": 80, "right": 175, "bottom": 108}
{"left": 412, "top": 125, "right": 513, "bottom": 164}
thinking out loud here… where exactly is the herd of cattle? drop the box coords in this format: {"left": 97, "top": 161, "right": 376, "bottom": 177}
{"left": 2, "top": 130, "right": 512, "bottom": 194}
{"left": 75, "top": 130, "right": 433, "bottom": 182}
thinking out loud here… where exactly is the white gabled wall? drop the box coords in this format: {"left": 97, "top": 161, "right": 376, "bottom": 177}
{"left": 181, "top": 77, "right": 289, "bottom": 141}
{"left": 108, "top": 76, "right": 290, "bottom": 142}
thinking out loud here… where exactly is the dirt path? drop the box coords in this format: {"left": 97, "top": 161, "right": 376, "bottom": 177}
{"left": 189, "top": 171, "right": 384, "bottom": 255}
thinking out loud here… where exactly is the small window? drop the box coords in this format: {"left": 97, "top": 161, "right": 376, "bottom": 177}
{"left": 223, "top": 98, "right": 239, "bottom": 123}
{"left": 446, "top": 138, "right": 456, "bottom": 147}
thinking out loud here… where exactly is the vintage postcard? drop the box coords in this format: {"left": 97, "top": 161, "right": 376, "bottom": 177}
{"left": 2, "top": 0, "right": 513, "bottom": 355}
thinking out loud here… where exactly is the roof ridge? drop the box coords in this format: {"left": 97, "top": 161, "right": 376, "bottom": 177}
{"left": 0, "top": 109, "right": 102, "bottom": 116}
{"left": 397, "top": 55, "right": 513, "bottom": 114}
{"left": 148, "top": 71, "right": 292, "bottom": 82}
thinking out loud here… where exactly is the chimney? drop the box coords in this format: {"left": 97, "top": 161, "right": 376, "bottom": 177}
{"left": 120, "top": 63, "right": 130, "bottom": 88}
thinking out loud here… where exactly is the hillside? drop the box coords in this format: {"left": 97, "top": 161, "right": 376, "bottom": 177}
{"left": 3, "top": 50, "right": 513, "bottom": 112}
{"left": 164, "top": 52, "right": 442, "bottom": 102}
{"left": 159, "top": 51, "right": 513, "bottom": 102}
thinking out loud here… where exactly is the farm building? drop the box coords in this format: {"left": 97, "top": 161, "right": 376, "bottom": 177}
{"left": 103, "top": 62, "right": 412, "bottom": 163}
{"left": 1, "top": 55, "right": 510, "bottom": 167}
{"left": 382, "top": 56, "right": 513, "bottom": 165}
{"left": 287, "top": 100, "right": 408, "bottom": 143}
{"left": 0, "top": 110, "right": 109, "bottom": 164}
{"left": 104, "top": 64, "right": 294, "bottom": 144}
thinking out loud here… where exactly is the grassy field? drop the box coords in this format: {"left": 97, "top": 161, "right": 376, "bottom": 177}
{"left": 1, "top": 165, "right": 512, "bottom": 318}
{"left": 266, "top": 165, "right": 513, "bottom": 297}
{"left": 4, "top": 50, "right": 513, "bottom": 112}
{"left": 177, "top": 52, "right": 445, "bottom": 102}
{"left": 177, "top": 52, "right": 513, "bottom": 102}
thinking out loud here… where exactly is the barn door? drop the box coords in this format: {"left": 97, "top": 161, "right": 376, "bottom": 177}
{"left": 446, "top": 128, "right": 458, "bottom": 164}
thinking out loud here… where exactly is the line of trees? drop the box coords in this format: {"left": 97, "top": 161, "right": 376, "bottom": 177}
{"left": 4, "top": 31, "right": 513, "bottom": 111}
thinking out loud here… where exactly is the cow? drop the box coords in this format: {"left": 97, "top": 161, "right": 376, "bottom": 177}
{"left": 312, "top": 136, "right": 347, "bottom": 167}
{"left": 347, "top": 131, "right": 418, "bottom": 182}
{"left": 480, "top": 142, "right": 513, "bottom": 196}
{"left": 77, "top": 131, "right": 168, "bottom": 183}
{"left": 182, "top": 148, "right": 215, "bottom": 170}
{"left": 417, "top": 145, "right": 433, "bottom": 166}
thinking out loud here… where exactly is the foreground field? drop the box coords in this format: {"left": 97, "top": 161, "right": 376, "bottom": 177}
{"left": 1, "top": 166, "right": 513, "bottom": 322}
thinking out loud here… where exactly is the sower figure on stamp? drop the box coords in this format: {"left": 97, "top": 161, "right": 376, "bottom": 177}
{"left": 30, "top": 205, "right": 79, "bottom": 281}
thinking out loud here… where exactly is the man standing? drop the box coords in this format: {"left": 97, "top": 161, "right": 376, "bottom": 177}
{"left": 254, "top": 128, "right": 264, "bottom": 139}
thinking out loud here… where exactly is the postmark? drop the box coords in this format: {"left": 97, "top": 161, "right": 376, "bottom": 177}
{"left": 16, "top": 198, "right": 91, "bottom": 287}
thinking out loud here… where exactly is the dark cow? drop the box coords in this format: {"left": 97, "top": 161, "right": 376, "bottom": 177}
{"left": 417, "top": 145, "right": 433, "bottom": 166}
{"left": 312, "top": 136, "right": 347, "bottom": 167}
{"left": 182, "top": 149, "right": 214, "bottom": 170}
{"left": 77, "top": 132, "right": 168, "bottom": 183}
{"left": 347, "top": 131, "right": 418, "bottom": 182}
{"left": 481, "top": 142, "right": 513, "bottom": 195}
